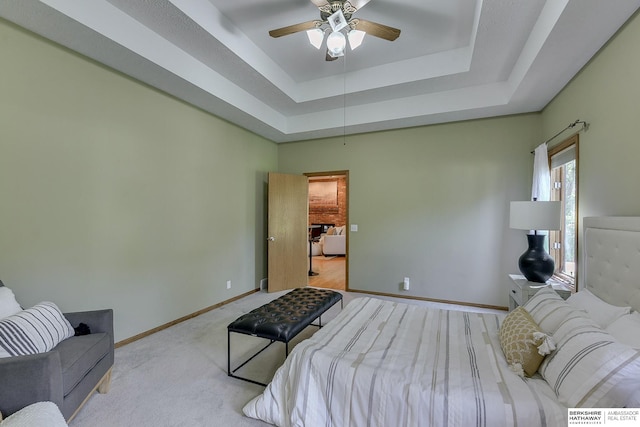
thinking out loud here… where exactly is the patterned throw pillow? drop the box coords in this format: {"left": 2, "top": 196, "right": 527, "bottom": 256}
{"left": 0, "top": 302, "right": 75, "bottom": 358}
{"left": 499, "top": 306, "right": 555, "bottom": 377}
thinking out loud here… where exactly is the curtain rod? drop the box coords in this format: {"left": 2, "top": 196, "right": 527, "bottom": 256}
{"left": 531, "top": 119, "right": 589, "bottom": 153}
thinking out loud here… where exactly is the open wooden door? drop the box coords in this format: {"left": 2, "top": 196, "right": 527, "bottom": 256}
{"left": 267, "top": 172, "right": 308, "bottom": 292}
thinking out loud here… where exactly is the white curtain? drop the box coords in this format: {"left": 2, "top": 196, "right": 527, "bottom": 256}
{"left": 531, "top": 143, "right": 550, "bottom": 201}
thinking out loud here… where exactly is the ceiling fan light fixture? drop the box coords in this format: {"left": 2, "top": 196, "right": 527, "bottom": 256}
{"left": 327, "top": 31, "right": 346, "bottom": 56}
{"left": 347, "top": 29, "right": 366, "bottom": 50}
{"left": 306, "top": 28, "right": 324, "bottom": 49}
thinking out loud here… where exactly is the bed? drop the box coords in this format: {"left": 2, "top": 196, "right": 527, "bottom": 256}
{"left": 243, "top": 217, "right": 640, "bottom": 426}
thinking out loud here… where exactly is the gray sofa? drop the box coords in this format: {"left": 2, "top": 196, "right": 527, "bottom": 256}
{"left": 0, "top": 282, "right": 114, "bottom": 422}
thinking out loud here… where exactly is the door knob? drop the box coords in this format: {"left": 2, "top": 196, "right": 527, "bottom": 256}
{"left": 267, "top": 236, "right": 276, "bottom": 241}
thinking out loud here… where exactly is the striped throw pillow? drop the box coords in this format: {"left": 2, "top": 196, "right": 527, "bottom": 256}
{"left": 522, "top": 286, "right": 586, "bottom": 334}
{"left": 0, "top": 302, "right": 75, "bottom": 358}
{"left": 539, "top": 314, "right": 640, "bottom": 407}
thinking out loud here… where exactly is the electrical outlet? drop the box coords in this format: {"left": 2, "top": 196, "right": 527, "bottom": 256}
{"left": 403, "top": 277, "right": 410, "bottom": 291}
{"left": 226, "top": 280, "right": 231, "bottom": 289}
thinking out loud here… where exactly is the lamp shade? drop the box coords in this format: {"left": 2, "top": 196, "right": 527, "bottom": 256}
{"left": 306, "top": 28, "right": 324, "bottom": 49}
{"left": 348, "top": 29, "right": 365, "bottom": 50}
{"left": 510, "top": 201, "right": 561, "bottom": 231}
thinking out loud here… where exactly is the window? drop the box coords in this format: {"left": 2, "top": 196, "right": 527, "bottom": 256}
{"left": 548, "top": 135, "right": 578, "bottom": 288}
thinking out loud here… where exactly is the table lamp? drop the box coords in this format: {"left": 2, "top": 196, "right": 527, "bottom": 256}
{"left": 510, "top": 200, "right": 562, "bottom": 283}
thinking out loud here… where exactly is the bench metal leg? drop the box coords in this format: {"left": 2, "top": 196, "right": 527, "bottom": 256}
{"left": 310, "top": 298, "right": 344, "bottom": 329}
{"left": 228, "top": 330, "right": 278, "bottom": 387}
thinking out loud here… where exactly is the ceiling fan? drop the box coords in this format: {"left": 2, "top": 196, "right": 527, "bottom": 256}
{"left": 268, "top": 0, "right": 401, "bottom": 61}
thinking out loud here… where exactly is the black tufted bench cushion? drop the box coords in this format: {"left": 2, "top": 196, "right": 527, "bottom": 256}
{"left": 228, "top": 287, "right": 342, "bottom": 342}
{"left": 227, "top": 287, "right": 342, "bottom": 386}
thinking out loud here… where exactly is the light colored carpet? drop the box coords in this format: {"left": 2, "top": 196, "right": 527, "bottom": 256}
{"left": 70, "top": 289, "right": 502, "bottom": 427}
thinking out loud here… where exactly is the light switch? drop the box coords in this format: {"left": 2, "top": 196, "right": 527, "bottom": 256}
{"left": 350, "top": 224, "right": 358, "bottom": 232}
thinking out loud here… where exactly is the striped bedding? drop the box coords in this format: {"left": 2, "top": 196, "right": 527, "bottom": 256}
{"left": 243, "top": 297, "right": 567, "bottom": 427}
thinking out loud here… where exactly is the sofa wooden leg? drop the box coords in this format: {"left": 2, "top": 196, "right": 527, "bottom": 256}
{"left": 97, "top": 368, "right": 112, "bottom": 394}
{"left": 67, "top": 367, "right": 114, "bottom": 423}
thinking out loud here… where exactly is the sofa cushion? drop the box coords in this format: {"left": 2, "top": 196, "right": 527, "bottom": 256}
{"left": 0, "top": 302, "right": 74, "bottom": 357}
{"left": 321, "top": 234, "right": 345, "bottom": 255}
{"left": 55, "top": 332, "right": 111, "bottom": 397}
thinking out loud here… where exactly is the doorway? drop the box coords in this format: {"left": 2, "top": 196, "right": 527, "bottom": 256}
{"left": 305, "top": 171, "right": 348, "bottom": 291}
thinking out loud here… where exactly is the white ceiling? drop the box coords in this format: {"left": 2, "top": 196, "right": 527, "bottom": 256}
{"left": 2, "top": 0, "right": 639, "bottom": 143}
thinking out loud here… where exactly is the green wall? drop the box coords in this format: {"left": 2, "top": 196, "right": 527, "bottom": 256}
{"left": 279, "top": 115, "right": 541, "bottom": 307}
{"left": 4, "top": 6, "right": 638, "bottom": 340}
{"left": 542, "top": 10, "right": 640, "bottom": 287}
{"left": 0, "top": 19, "right": 277, "bottom": 341}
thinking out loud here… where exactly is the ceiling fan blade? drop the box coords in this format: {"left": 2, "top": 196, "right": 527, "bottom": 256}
{"left": 348, "top": 0, "right": 373, "bottom": 11}
{"left": 353, "top": 19, "right": 401, "bottom": 41}
{"left": 325, "top": 49, "right": 338, "bottom": 61}
{"left": 309, "top": 0, "right": 329, "bottom": 7}
{"left": 269, "top": 21, "right": 319, "bottom": 38}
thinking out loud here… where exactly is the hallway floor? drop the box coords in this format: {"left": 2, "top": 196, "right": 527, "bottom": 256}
{"left": 308, "top": 256, "right": 345, "bottom": 291}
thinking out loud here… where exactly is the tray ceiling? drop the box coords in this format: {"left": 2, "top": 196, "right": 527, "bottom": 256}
{"left": 2, "top": 0, "right": 639, "bottom": 142}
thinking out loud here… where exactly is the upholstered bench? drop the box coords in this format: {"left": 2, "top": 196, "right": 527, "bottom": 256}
{"left": 227, "top": 287, "right": 342, "bottom": 386}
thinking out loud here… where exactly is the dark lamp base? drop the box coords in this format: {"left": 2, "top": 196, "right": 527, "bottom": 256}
{"left": 518, "top": 234, "right": 555, "bottom": 283}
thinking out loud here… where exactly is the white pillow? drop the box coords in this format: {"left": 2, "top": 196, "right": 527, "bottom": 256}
{"left": 0, "top": 287, "right": 22, "bottom": 319}
{"left": 539, "top": 314, "right": 640, "bottom": 407}
{"left": 0, "top": 401, "right": 67, "bottom": 427}
{"left": 0, "top": 302, "right": 75, "bottom": 358}
{"left": 523, "top": 286, "right": 587, "bottom": 334}
{"left": 606, "top": 312, "right": 640, "bottom": 349}
{"left": 566, "top": 288, "right": 631, "bottom": 328}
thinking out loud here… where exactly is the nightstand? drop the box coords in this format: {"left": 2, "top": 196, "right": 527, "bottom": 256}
{"left": 508, "top": 274, "right": 572, "bottom": 311}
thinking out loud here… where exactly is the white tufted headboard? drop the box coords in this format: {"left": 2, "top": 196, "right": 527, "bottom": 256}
{"left": 583, "top": 216, "right": 640, "bottom": 312}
